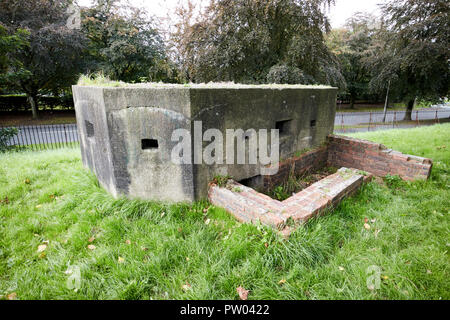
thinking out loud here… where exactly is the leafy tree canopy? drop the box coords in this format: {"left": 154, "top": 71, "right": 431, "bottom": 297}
{"left": 82, "top": 0, "right": 176, "bottom": 83}
{"left": 173, "top": 0, "right": 344, "bottom": 86}
{"left": 366, "top": 0, "right": 449, "bottom": 118}
{"left": 0, "top": 0, "right": 87, "bottom": 118}
{"left": 326, "top": 13, "right": 379, "bottom": 107}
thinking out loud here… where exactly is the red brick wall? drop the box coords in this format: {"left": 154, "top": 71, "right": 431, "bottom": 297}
{"left": 327, "top": 135, "right": 432, "bottom": 180}
{"left": 263, "top": 146, "right": 328, "bottom": 190}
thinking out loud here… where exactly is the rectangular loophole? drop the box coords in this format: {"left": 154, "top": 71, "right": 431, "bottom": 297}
{"left": 310, "top": 120, "right": 317, "bottom": 127}
{"left": 275, "top": 119, "right": 293, "bottom": 136}
{"left": 142, "top": 139, "right": 159, "bottom": 150}
{"left": 85, "top": 120, "right": 94, "bottom": 137}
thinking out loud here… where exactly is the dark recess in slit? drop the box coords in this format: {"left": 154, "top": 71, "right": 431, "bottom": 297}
{"left": 275, "top": 119, "right": 292, "bottom": 135}
{"left": 142, "top": 139, "right": 159, "bottom": 150}
{"left": 85, "top": 120, "right": 94, "bottom": 137}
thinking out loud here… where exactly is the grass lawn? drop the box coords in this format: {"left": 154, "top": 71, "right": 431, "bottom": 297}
{"left": 0, "top": 124, "right": 449, "bottom": 300}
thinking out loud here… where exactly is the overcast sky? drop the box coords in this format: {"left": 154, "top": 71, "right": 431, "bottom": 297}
{"left": 78, "top": 0, "right": 386, "bottom": 29}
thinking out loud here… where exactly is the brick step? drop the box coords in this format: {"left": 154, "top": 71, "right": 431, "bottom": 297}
{"left": 208, "top": 167, "right": 371, "bottom": 237}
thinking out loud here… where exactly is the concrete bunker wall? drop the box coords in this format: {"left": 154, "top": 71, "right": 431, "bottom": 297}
{"left": 72, "top": 84, "right": 338, "bottom": 202}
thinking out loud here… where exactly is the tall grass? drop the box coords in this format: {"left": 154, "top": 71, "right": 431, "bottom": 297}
{"left": 0, "top": 124, "right": 449, "bottom": 300}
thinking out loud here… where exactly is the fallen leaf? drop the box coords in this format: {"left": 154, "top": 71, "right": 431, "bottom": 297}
{"left": 278, "top": 279, "right": 286, "bottom": 285}
{"left": 236, "top": 286, "right": 249, "bottom": 300}
{"left": 7, "top": 292, "right": 17, "bottom": 300}
{"left": 338, "top": 266, "right": 345, "bottom": 271}
{"left": 364, "top": 223, "right": 371, "bottom": 230}
{"left": 264, "top": 242, "right": 269, "bottom": 248}
{"left": 88, "top": 236, "right": 95, "bottom": 243}
{"left": 161, "top": 212, "right": 165, "bottom": 217}
{"left": 141, "top": 246, "right": 148, "bottom": 251}
{"left": 427, "top": 269, "right": 432, "bottom": 274}
{"left": 118, "top": 256, "right": 125, "bottom": 263}
{"left": 125, "top": 239, "right": 131, "bottom": 245}
{"left": 177, "top": 227, "right": 183, "bottom": 233}
{"left": 37, "top": 244, "right": 47, "bottom": 253}
{"left": 182, "top": 282, "right": 191, "bottom": 291}
{"left": 87, "top": 244, "right": 96, "bottom": 250}
{"left": 38, "top": 252, "right": 46, "bottom": 259}
{"left": 205, "top": 218, "right": 211, "bottom": 225}
{"left": 24, "top": 179, "right": 30, "bottom": 184}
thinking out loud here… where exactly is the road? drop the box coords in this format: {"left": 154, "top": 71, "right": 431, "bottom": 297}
{"left": 335, "top": 107, "right": 450, "bottom": 126}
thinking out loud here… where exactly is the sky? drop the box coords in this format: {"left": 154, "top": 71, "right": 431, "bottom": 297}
{"left": 78, "top": 0, "right": 386, "bottom": 29}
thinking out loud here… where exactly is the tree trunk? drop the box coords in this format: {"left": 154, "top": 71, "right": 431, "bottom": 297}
{"left": 27, "top": 93, "right": 39, "bottom": 119}
{"left": 350, "top": 95, "right": 356, "bottom": 110}
{"left": 404, "top": 99, "right": 414, "bottom": 121}
{"left": 382, "top": 81, "right": 390, "bottom": 123}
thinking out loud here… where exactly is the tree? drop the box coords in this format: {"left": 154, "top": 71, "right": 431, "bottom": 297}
{"left": 326, "top": 13, "right": 377, "bottom": 109}
{"left": 0, "top": 0, "right": 87, "bottom": 119}
{"left": 172, "top": 0, "right": 344, "bottom": 86}
{"left": 0, "top": 24, "right": 30, "bottom": 92}
{"left": 367, "top": 0, "right": 450, "bottom": 120}
{"left": 81, "top": 0, "right": 174, "bottom": 83}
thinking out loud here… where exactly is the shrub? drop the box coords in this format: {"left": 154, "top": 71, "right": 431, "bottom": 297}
{"left": 0, "top": 127, "right": 19, "bottom": 151}
{"left": 266, "top": 64, "right": 315, "bottom": 84}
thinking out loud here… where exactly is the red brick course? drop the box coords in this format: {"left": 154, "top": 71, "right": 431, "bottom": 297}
{"left": 209, "top": 168, "right": 370, "bottom": 237}
{"left": 208, "top": 135, "right": 432, "bottom": 237}
{"left": 327, "top": 135, "right": 432, "bottom": 181}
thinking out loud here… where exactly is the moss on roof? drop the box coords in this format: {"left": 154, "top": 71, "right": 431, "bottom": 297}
{"left": 77, "top": 75, "right": 336, "bottom": 89}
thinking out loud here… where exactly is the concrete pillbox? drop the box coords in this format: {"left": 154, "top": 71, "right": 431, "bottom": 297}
{"left": 72, "top": 83, "right": 338, "bottom": 202}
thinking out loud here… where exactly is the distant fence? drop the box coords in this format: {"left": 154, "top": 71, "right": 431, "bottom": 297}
{"left": 0, "top": 124, "right": 79, "bottom": 152}
{"left": 334, "top": 109, "right": 450, "bottom": 134}
{"left": 1, "top": 108, "right": 449, "bottom": 152}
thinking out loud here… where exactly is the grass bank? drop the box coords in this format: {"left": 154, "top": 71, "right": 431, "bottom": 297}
{"left": 0, "top": 124, "right": 449, "bottom": 300}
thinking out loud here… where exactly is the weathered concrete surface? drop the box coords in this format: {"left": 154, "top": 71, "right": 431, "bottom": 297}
{"left": 72, "top": 83, "right": 338, "bottom": 202}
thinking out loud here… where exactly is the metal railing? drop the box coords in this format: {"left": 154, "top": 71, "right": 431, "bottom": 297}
{"left": 0, "top": 123, "right": 79, "bottom": 152}
{"left": 334, "top": 108, "right": 450, "bottom": 134}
